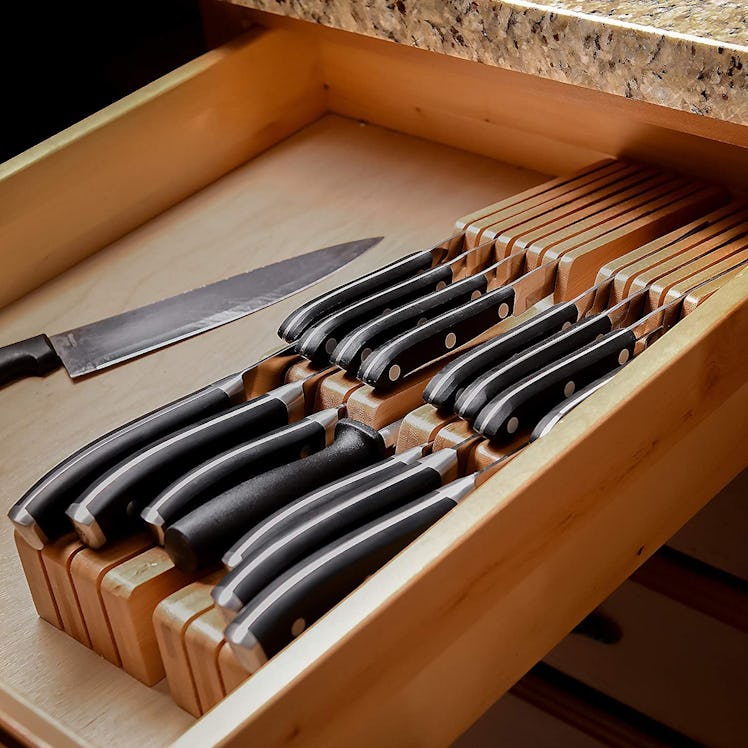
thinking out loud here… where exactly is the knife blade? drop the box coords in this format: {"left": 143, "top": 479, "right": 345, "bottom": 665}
{"left": 0, "top": 238, "right": 381, "bottom": 386}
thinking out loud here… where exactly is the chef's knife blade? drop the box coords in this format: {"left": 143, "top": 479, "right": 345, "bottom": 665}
{"left": 0, "top": 237, "right": 381, "bottom": 386}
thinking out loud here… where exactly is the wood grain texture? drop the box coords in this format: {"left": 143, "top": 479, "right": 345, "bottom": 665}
{"left": 0, "top": 115, "right": 545, "bottom": 746}
{"left": 101, "top": 548, "right": 198, "bottom": 686}
{"left": 154, "top": 577, "right": 221, "bottom": 716}
{"left": 71, "top": 534, "right": 153, "bottom": 665}
{"left": 185, "top": 608, "right": 230, "bottom": 715}
{"left": 13, "top": 533, "right": 61, "bottom": 630}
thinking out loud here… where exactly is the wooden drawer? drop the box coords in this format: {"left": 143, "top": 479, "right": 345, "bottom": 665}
{"left": 0, "top": 15, "right": 746, "bottom": 748}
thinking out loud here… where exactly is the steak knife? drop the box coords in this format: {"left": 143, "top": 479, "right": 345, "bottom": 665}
{"left": 0, "top": 238, "right": 380, "bottom": 387}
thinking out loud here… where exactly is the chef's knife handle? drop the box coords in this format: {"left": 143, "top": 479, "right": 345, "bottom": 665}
{"left": 8, "top": 381, "right": 234, "bottom": 548}
{"left": 474, "top": 328, "right": 637, "bottom": 440}
{"left": 278, "top": 250, "right": 434, "bottom": 342}
{"left": 164, "top": 418, "right": 390, "bottom": 572}
{"left": 141, "top": 411, "right": 338, "bottom": 541}
{"left": 455, "top": 313, "right": 614, "bottom": 422}
{"left": 214, "top": 462, "right": 444, "bottom": 611}
{"left": 225, "top": 492, "right": 456, "bottom": 666}
{"left": 422, "top": 301, "right": 580, "bottom": 411}
{"left": 0, "top": 334, "right": 61, "bottom": 387}
{"left": 359, "top": 286, "right": 516, "bottom": 390}
{"left": 296, "top": 263, "right": 454, "bottom": 365}
{"left": 67, "top": 387, "right": 299, "bottom": 547}
{"left": 331, "top": 274, "right": 489, "bottom": 374}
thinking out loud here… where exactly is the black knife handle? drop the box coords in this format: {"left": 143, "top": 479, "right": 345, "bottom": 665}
{"left": 474, "top": 328, "right": 637, "bottom": 440}
{"left": 8, "top": 381, "right": 234, "bottom": 548}
{"left": 295, "top": 264, "right": 454, "bottom": 364}
{"left": 164, "top": 419, "right": 390, "bottom": 572}
{"left": 530, "top": 369, "right": 620, "bottom": 442}
{"left": 422, "top": 301, "right": 580, "bottom": 411}
{"left": 225, "top": 492, "right": 457, "bottom": 665}
{"left": 67, "top": 387, "right": 299, "bottom": 547}
{"left": 214, "top": 461, "right": 444, "bottom": 611}
{"left": 141, "top": 412, "right": 337, "bottom": 538}
{"left": 221, "top": 450, "right": 425, "bottom": 569}
{"left": 0, "top": 334, "right": 61, "bottom": 387}
{"left": 278, "top": 250, "right": 434, "bottom": 342}
{"left": 331, "top": 274, "right": 489, "bottom": 374}
{"left": 455, "top": 313, "right": 614, "bottom": 422}
{"left": 359, "top": 285, "right": 516, "bottom": 390}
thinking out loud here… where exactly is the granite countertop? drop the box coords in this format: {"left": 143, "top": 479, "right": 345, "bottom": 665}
{"left": 227, "top": 0, "right": 747, "bottom": 126}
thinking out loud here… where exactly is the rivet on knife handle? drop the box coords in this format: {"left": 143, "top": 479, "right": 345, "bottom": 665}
{"left": 359, "top": 286, "right": 517, "bottom": 390}
{"left": 224, "top": 476, "right": 477, "bottom": 673}
{"left": 212, "top": 451, "right": 452, "bottom": 616}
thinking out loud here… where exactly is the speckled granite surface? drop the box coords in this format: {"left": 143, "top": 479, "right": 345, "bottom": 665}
{"left": 226, "top": 0, "right": 748, "bottom": 126}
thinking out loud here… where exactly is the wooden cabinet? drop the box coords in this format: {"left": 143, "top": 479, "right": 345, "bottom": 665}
{"left": 0, "top": 13, "right": 745, "bottom": 747}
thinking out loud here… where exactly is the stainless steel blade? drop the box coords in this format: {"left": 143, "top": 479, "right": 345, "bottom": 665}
{"left": 51, "top": 237, "right": 382, "bottom": 378}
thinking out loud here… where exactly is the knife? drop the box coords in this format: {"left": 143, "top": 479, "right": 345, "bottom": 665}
{"left": 66, "top": 368, "right": 334, "bottom": 548}
{"left": 219, "top": 444, "right": 431, "bottom": 571}
{"left": 453, "top": 290, "right": 647, "bottom": 422}
{"left": 140, "top": 408, "right": 344, "bottom": 544}
{"left": 0, "top": 238, "right": 380, "bottom": 387}
{"left": 277, "top": 234, "right": 465, "bottom": 343}
{"left": 7, "top": 344, "right": 299, "bottom": 549}
{"left": 295, "top": 240, "right": 499, "bottom": 364}
{"left": 212, "top": 447, "right": 463, "bottom": 617}
{"left": 164, "top": 418, "right": 403, "bottom": 572}
{"left": 222, "top": 472, "right": 483, "bottom": 672}
{"left": 420, "top": 207, "right": 742, "bottom": 411}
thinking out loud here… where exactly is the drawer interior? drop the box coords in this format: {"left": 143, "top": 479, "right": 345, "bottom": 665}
{"left": 0, "top": 114, "right": 547, "bottom": 747}
{"left": 1, "top": 20, "right": 747, "bottom": 748}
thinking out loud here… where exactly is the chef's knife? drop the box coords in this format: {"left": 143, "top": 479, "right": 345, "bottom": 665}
{"left": 212, "top": 448, "right": 460, "bottom": 616}
{"left": 164, "top": 418, "right": 403, "bottom": 573}
{"left": 0, "top": 238, "right": 380, "bottom": 387}
{"left": 8, "top": 344, "right": 298, "bottom": 549}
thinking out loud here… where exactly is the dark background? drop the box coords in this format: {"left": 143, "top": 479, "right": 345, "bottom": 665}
{"left": 1, "top": 1, "right": 207, "bottom": 163}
